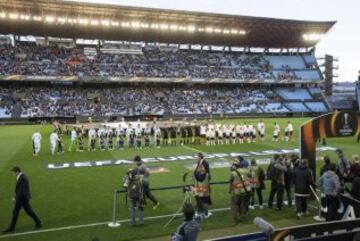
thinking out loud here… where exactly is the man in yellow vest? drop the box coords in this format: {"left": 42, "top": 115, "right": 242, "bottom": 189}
{"left": 194, "top": 153, "right": 212, "bottom": 217}
{"left": 229, "top": 157, "right": 251, "bottom": 223}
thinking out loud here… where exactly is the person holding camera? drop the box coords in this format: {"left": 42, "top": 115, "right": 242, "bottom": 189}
{"left": 193, "top": 153, "right": 211, "bottom": 217}
{"left": 133, "top": 156, "right": 160, "bottom": 210}
{"left": 123, "top": 168, "right": 144, "bottom": 226}
{"left": 171, "top": 203, "right": 205, "bottom": 241}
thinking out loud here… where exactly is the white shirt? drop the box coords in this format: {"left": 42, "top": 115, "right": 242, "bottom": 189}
{"left": 32, "top": 132, "right": 42, "bottom": 143}
{"left": 274, "top": 125, "right": 280, "bottom": 135}
{"left": 287, "top": 123, "right": 294, "bottom": 132}
{"left": 71, "top": 130, "right": 77, "bottom": 140}
{"left": 88, "top": 128, "right": 96, "bottom": 140}
{"left": 50, "top": 132, "right": 59, "bottom": 144}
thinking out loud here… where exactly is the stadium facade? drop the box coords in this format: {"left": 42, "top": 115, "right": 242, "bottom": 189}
{"left": 0, "top": 0, "right": 338, "bottom": 121}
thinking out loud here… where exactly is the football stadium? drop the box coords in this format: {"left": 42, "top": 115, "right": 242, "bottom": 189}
{"left": 0, "top": 1, "right": 360, "bottom": 241}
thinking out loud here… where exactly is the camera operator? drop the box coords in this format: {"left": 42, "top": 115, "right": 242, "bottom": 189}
{"left": 133, "top": 156, "right": 160, "bottom": 210}
{"left": 171, "top": 203, "right": 205, "bottom": 241}
{"left": 193, "top": 153, "right": 211, "bottom": 217}
{"left": 123, "top": 168, "right": 144, "bottom": 226}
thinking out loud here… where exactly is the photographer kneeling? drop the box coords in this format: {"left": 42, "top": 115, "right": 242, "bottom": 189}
{"left": 171, "top": 203, "right": 205, "bottom": 241}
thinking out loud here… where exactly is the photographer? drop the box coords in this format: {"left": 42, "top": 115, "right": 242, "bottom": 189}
{"left": 133, "top": 156, "right": 160, "bottom": 210}
{"left": 193, "top": 153, "right": 211, "bottom": 217}
{"left": 171, "top": 203, "right": 205, "bottom": 241}
{"left": 123, "top": 168, "right": 144, "bottom": 226}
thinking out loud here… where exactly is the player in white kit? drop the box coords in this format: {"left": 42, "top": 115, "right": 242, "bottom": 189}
{"left": 32, "top": 129, "right": 42, "bottom": 156}
{"left": 50, "top": 130, "right": 59, "bottom": 156}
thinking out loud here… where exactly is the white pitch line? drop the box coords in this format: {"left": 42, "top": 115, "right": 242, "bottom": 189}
{"left": 182, "top": 145, "right": 233, "bottom": 163}
{"left": 0, "top": 207, "right": 230, "bottom": 239}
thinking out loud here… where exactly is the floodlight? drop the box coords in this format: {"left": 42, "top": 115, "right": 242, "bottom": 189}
{"left": 0, "top": 12, "right": 5, "bottom": 18}
{"left": 90, "top": 20, "right": 98, "bottom": 26}
{"left": 9, "top": 13, "right": 19, "bottom": 20}
{"left": 187, "top": 25, "right": 196, "bottom": 32}
{"left": 45, "top": 16, "right": 55, "bottom": 23}
{"left": 160, "top": 24, "right": 169, "bottom": 30}
{"left": 205, "top": 27, "right": 214, "bottom": 33}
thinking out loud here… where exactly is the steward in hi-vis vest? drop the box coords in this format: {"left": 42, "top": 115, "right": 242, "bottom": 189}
{"left": 194, "top": 153, "right": 212, "bottom": 217}
{"left": 229, "top": 158, "right": 251, "bottom": 223}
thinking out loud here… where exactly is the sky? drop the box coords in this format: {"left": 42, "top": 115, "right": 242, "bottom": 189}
{"left": 72, "top": 0, "right": 360, "bottom": 82}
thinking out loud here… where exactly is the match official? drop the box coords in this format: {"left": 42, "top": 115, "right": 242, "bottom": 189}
{"left": 2, "top": 166, "right": 42, "bottom": 234}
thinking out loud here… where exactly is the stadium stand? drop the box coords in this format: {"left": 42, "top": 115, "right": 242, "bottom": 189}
{"left": 275, "top": 88, "right": 313, "bottom": 100}
{"left": 0, "top": 84, "right": 330, "bottom": 118}
{"left": 0, "top": 0, "right": 334, "bottom": 121}
{"left": 284, "top": 102, "right": 310, "bottom": 112}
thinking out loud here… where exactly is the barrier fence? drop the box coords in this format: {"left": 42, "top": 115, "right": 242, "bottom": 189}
{"left": 108, "top": 181, "right": 230, "bottom": 227}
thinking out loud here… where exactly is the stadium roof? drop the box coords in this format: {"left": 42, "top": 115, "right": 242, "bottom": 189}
{"left": 0, "top": 0, "right": 336, "bottom": 48}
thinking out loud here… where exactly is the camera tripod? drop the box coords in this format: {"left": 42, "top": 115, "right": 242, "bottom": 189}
{"left": 163, "top": 186, "right": 194, "bottom": 228}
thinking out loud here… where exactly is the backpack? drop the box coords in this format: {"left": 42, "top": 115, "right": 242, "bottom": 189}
{"left": 127, "top": 174, "right": 143, "bottom": 199}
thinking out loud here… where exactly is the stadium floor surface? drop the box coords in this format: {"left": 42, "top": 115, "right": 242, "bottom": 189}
{"left": 0, "top": 117, "right": 358, "bottom": 241}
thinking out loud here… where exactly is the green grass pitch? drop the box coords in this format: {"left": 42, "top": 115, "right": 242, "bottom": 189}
{"left": 0, "top": 117, "right": 359, "bottom": 241}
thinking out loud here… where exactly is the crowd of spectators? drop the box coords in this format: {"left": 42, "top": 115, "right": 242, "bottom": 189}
{"left": 0, "top": 43, "right": 275, "bottom": 79}
{"left": 0, "top": 85, "right": 290, "bottom": 118}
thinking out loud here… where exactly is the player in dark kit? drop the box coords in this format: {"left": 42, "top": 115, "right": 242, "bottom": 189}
{"left": 180, "top": 126, "right": 187, "bottom": 145}
{"left": 162, "top": 128, "right": 169, "bottom": 146}
{"left": 100, "top": 134, "right": 106, "bottom": 150}
{"left": 170, "top": 127, "right": 177, "bottom": 146}
{"left": 57, "top": 135, "right": 64, "bottom": 154}
{"left": 78, "top": 132, "right": 84, "bottom": 152}
{"left": 194, "top": 125, "right": 201, "bottom": 144}
{"left": 108, "top": 130, "right": 114, "bottom": 150}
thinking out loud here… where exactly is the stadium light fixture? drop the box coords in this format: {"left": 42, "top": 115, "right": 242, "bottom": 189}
{"left": 169, "top": 24, "right": 178, "bottom": 31}
{"left": 45, "top": 16, "right": 55, "bottom": 23}
{"left": 57, "top": 17, "right": 67, "bottom": 24}
{"left": 33, "top": 16, "right": 42, "bottom": 21}
{"left": 141, "top": 23, "right": 149, "bottom": 28}
{"left": 303, "top": 33, "right": 324, "bottom": 41}
{"left": 79, "top": 18, "right": 89, "bottom": 25}
{"left": 0, "top": 12, "right": 5, "bottom": 18}
{"left": 101, "top": 20, "right": 110, "bottom": 26}
{"left": 90, "top": 20, "right": 99, "bottom": 26}
{"left": 160, "top": 24, "right": 169, "bottom": 30}
{"left": 20, "top": 14, "right": 30, "bottom": 21}
{"left": 238, "top": 30, "right": 246, "bottom": 35}
{"left": 231, "top": 29, "right": 238, "bottom": 34}
{"left": 131, "top": 21, "right": 141, "bottom": 28}
{"left": 205, "top": 27, "right": 214, "bottom": 33}
{"left": 151, "top": 23, "right": 159, "bottom": 29}
{"left": 187, "top": 25, "right": 196, "bottom": 32}
{"left": 121, "top": 21, "right": 130, "bottom": 27}
{"left": 214, "top": 28, "right": 222, "bottom": 33}
{"left": 111, "top": 21, "right": 119, "bottom": 26}
{"left": 9, "top": 13, "right": 19, "bottom": 20}
{"left": 223, "top": 29, "right": 230, "bottom": 34}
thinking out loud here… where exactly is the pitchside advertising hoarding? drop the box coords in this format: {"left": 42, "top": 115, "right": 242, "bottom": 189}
{"left": 300, "top": 111, "right": 360, "bottom": 179}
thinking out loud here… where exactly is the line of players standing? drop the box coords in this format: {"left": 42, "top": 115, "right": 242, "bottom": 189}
{"left": 202, "top": 120, "right": 294, "bottom": 145}
{"left": 31, "top": 120, "right": 295, "bottom": 155}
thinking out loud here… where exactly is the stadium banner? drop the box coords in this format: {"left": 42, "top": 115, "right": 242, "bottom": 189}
{"left": 300, "top": 111, "right": 360, "bottom": 179}
{"left": 46, "top": 146, "right": 336, "bottom": 170}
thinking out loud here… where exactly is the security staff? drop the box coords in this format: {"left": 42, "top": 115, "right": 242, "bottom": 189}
{"left": 229, "top": 158, "right": 251, "bottom": 222}
{"left": 193, "top": 153, "right": 211, "bottom": 217}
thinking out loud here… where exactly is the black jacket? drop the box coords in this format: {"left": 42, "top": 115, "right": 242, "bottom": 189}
{"left": 294, "top": 165, "right": 313, "bottom": 195}
{"left": 15, "top": 174, "right": 32, "bottom": 202}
